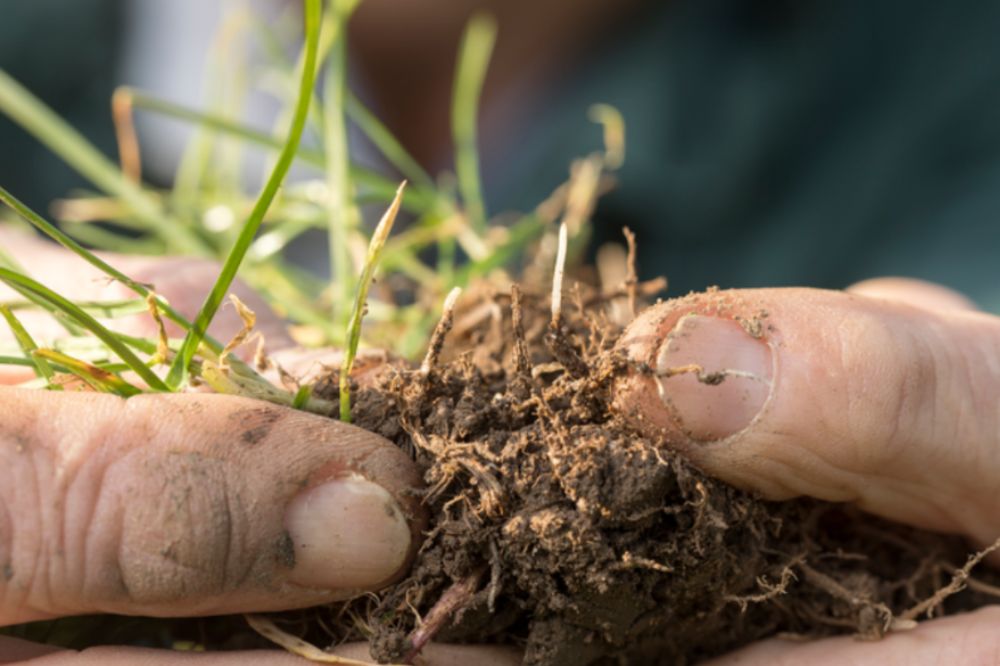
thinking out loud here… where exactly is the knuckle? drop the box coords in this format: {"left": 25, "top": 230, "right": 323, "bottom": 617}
{"left": 833, "top": 310, "right": 932, "bottom": 470}
{"left": 91, "top": 449, "right": 261, "bottom": 611}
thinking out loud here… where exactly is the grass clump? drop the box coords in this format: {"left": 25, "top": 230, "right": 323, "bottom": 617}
{"left": 0, "top": 0, "right": 616, "bottom": 410}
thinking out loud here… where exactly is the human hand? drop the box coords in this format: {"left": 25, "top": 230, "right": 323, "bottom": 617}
{"left": 616, "top": 278, "right": 1000, "bottom": 664}
{"left": 0, "top": 230, "right": 520, "bottom": 665}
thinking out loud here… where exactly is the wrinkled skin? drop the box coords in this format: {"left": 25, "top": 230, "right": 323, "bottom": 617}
{"left": 1, "top": 229, "right": 998, "bottom": 665}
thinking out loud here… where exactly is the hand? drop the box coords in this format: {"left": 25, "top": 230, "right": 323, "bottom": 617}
{"left": 617, "top": 278, "right": 1000, "bottom": 664}
{"left": 0, "top": 230, "right": 520, "bottom": 665}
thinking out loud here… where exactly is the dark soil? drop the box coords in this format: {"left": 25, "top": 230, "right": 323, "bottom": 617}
{"left": 290, "top": 279, "right": 1000, "bottom": 665}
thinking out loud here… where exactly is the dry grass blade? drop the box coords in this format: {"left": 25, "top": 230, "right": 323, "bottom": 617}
{"left": 145, "top": 293, "right": 170, "bottom": 364}
{"left": 588, "top": 103, "right": 625, "bottom": 170}
{"left": 623, "top": 226, "right": 638, "bottom": 318}
{"left": 111, "top": 87, "right": 141, "bottom": 183}
{"left": 219, "top": 293, "right": 257, "bottom": 369}
{"left": 245, "top": 614, "right": 398, "bottom": 666}
{"left": 34, "top": 348, "right": 141, "bottom": 396}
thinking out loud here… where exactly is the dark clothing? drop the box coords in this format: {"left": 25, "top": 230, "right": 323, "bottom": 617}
{"left": 490, "top": 0, "right": 1000, "bottom": 310}
{"left": 0, "top": 0, "right": 123, "bottom": 214}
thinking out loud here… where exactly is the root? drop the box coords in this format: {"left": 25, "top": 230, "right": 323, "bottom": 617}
{"left": 404, "top": 568, "right": 486, "bottom": 664}
{"left": 798, "top": 562, "right": 893, "bottom": 638}
{"left": 897, "top": 536, "right": 1000, "bottom": 623}
{"left": 725, "top": 555, "right": 805, "bottom": 612}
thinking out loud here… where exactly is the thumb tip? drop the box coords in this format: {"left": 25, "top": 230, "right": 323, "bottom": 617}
{"left": 615, "top": 295, "right": 790, "bottom": 499}
{"left": 616, "top": 298, "right": 774, "bottom": 444}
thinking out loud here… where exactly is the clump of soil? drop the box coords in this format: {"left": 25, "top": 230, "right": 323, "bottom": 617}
{"left": 296, "top": 279, "right": 1000, "bottom": 665}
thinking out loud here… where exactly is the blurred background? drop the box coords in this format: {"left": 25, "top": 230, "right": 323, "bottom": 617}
{"left": 3, "top": 0, "right": 1000, "bottom": 307}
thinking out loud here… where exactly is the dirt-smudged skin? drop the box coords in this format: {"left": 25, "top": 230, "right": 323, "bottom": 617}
{"left": 312, "top": 284, "right": 997, "bottom": 666}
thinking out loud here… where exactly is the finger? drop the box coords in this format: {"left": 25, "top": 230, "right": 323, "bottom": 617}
{"left": 704, "top": 606, "right": 1000, "bottom": 665}
{"left": 0, "top": 387, "right": 422, "bottom": 625}
{"left": 264, "top": 347, "right": 405, "bottom": 388}
{"left": 0, "top": 637, "right": 522, "bottom": 666}
{"left": 616, "top": 287, "right": 1000, "bottom": 546}
{"left": 847, "top": 277, "right": 979, "bottom": 312}
{"left": 331, "top": 642, "right": 523, "bottom": 666}
{"left": 0, "top": 635, "right": 63, "bottom": 663}
{"left": 0, "top": 229, "right": 293, "bottom": 371}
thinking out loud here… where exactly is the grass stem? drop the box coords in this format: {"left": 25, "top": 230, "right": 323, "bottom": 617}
{"left": 339, "top": 182, "right": 405, "bottom": 422}
{"left": 451, "top": 13, "right": 497, "bottom": 233}
{"left": 166, "top": 0, "right": 324, "bottom": 389}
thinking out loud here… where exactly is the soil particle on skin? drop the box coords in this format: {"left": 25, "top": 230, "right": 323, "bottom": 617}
{"left": 298, "top": 282, "right": 1000, "bottom": 666}
{"left": 276, "top": 531, "right": 297, "bottom": 570}
{"left": 230, "top": 406, "right": 283, "bottom": 446}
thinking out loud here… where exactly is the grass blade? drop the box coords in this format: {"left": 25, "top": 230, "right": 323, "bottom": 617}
{"left": 0, "top": 70, "right": 206, "bottom": 255}
{"left": 115, "top": 89, "right": 439, "bottom": 212}
{"left": 0, "top": 355, "right": 34, "bottom": 368}
{"left": 123, "top": 88, "right": 324, "bottom": 168}
{"left": 339, "top": 182, "right": 404, "bottom": 422}
{"left": 0, "top": 304, "right": 56, "bottom": 383}
{"left": 166, "top": 0, "right": 324, "bottom": 389}
{"left": 323, "top": 0, "right": 360, "bottom": 328}
{"left": 451, "top": 13, "right": 497, "bottom": 232}
{"left": 34, "top": 348, "right": 142, "bottom": 397}
{"left": 0, "top": 268, "right": 167, "bottom": 391}
{"left": 0, "top": 185, "right": 220, "bottom": 352}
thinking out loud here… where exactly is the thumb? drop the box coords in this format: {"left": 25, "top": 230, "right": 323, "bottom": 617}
{"left": 615, "top": 287, "right": 1000, "bottom": 546}
{"left": 0, "top": 387, "right": 421, "bottom": 625}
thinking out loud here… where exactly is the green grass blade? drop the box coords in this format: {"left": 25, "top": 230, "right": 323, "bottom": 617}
{"left": 0, "top": 268, "right": 167, "bottom": 391}
{"left": 2, "top": 298, "right": 153, "bottom": 319}
{"left": 0, "top": 304, "right": 56, "bottom": 383}
{"left": 0, "top": 70, "right": 207, "bottom": 255}
{"left": 323, "top": 0, "right": 359, "bottom": 328}
{"left": 0, "top": 355, "right": 34, "bottom": 368}
{"left": 124, "top": 89, "right": 325, "bottom": 168}
{"left": 340, "top": 182, "right": 404, "bottom": 422}
{"left": 0, "top": 186, "right": 220, "bottom": 352}
{"left": 451, "top": 13, "right": 497, "bottom": 232}
{"left": 59, "top": 222, "right": 166, "bottom": 255}
{"left": 166, "top": 0, "right": 323, "bottom": 389}
{"left": 34, "top": 348, "right": 142, "bottom": 397}
{"left": 0, "top": 253, "right": 83, "bottom": 336}
{"left": 117, "top": 89, "right": 438, "bottom": 211}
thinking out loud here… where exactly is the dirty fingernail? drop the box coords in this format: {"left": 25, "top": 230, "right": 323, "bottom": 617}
{"left": 285, "top": 474, "right": 411, "bottom": 590}
{"left": 656, "top": 314, "right": 773, "bottom": 441}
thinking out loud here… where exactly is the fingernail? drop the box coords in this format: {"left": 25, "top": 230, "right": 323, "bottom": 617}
{"left": 656, "top": 314, "right": 773, "bottom": 441}
{"left": 285, "top": 474, "right": 411, "bottom": 590}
